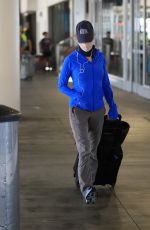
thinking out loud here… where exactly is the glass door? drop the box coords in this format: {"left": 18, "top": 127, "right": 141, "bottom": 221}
{"left": 101, "top": 0, "right": 124, "bottom": 77}
{"left": 145, "top": 0, "right": 150, "bottom": 86}
{"left": 132, "top": 0, "right": 144, "bottom": 86}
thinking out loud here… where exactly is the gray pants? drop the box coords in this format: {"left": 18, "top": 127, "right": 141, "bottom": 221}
{"left": 69, "top": 107, "right": 104, "bottom": 193}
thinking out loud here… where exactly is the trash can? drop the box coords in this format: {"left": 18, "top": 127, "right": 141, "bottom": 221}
{"left": 0, "top": 105, "right": 21, "bottom": 230}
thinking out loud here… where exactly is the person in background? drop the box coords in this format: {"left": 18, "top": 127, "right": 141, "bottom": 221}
{"left": 20, "top": 28, "right": 26, "bottom": 55}
{"left": 21, "top": 26, "right": 32, "bottom": 54}
{"left": 58, "top": 20, "right": 118, "bottom": 204}
{"left": 20, "top": 26, "right": 34, "bottom": 80}
{"left": 40, "top": 32, "right": 52, "bottom": 71}
{"left": 102, "top": 31, "right": 113, "bottom": 55}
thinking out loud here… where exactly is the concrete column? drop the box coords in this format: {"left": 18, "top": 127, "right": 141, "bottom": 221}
{"left": 89, "top": 0, "right": 95, "bottom": 27}
{"left": 36, "top": 0, "right": 48, "bottom": 54}
{"left": 0, "top": 0, "right": 20, "bottom": 110}
{"left": 74, "top": 0, "right": 86, "bottom": 28}
{"left": 69, "top": 0, "right": 75, "bottom": 38}
{"left": 20, "top": 0, "right": 28, "bottom": 12}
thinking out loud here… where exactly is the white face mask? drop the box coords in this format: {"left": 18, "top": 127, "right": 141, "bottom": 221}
{"left": 78, "top": 42, "right": 93, "bottom": 52}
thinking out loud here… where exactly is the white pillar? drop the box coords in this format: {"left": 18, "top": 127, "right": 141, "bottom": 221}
{"left": 69, "top": 0, "right": 75, "bottom": 38}
{"left": 0, "top": 0, "right": 20, "bottom": 110}
{"left": 74, "top": 0, "right": 86, "bottom": 29}
{"left": 36, "top": 0, "right": 48, "bottom": 54}
{"left": 20, "top": 0, "right": 28, "bottom": 12}
{"left": 89, "top": 0, "right": 95, "bottom": 26}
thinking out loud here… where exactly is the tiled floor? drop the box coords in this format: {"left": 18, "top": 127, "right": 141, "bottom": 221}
{"left": 19, "top": 72, "right": 150, "bottom": 230}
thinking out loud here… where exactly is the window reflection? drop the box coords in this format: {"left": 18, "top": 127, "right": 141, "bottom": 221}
{"left": 102, "top": 0, "right": 123, "bottom": 77}
{"left": 145, "top": 0, "right": 150, "bottom": 86}
{"left": 127, "top": 0, "right": 131, "bottom": 81}
{"left": 133, "top": 0, "right": 144, "bottom": 84}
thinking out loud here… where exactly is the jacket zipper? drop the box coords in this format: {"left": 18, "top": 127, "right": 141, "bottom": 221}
{"left": 92, "top": 63, "right": 94, "bottom": 111}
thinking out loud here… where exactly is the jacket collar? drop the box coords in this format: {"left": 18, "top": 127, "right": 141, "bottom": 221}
{"left": 77, "top": 45, "right": 96, "bottom": 57}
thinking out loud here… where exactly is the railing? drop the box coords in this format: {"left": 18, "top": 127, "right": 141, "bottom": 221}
{"left": 56, "top": 36, "right": 76, "bottom": 73}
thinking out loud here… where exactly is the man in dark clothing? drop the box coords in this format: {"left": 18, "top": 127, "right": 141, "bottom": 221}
{"left": 20, "top": 27, "right": 34, "bottom": 80}
{"left": 102, "top": 31, "right": 114, "bottom": 68}
{"left": 102, "top": 31, "right": 113, "bottom": 54}
{"left": 40, "top": 32, "right": 52, "bottom": 71}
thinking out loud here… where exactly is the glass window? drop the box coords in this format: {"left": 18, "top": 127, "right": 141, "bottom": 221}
{"left": 102, "top": 0, "right": 123, "bottom": 77}
{"left": 86, "top": 0, "right": 89, "bottom": 14}
{"left": 145, "top": 0, "right": 150, "bottom": 86}
{"left": 127, "top": 0, "right": 131, "bottom": 81}
{"left": 133, "top": 0, "right": 144, "bottom": 85}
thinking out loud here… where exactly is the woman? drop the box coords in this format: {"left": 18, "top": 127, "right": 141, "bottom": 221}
{"left": 58, "top": 20, "right": 118, "bottom": 204}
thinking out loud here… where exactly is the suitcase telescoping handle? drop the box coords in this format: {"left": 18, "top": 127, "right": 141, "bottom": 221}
{"left": 105, "top": 114, "right": 122, "bottom": 121}
{"left": 118, "top": 114, "right": 122, "bottom": 120}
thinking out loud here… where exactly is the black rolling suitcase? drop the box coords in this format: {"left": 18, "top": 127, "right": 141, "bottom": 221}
{"left": 73, "top": 115, "right": 130, "bottom": 188}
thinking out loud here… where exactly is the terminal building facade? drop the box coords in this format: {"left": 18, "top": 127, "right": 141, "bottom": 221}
{"left": 0, "top": 0, "right": 149, "bottom": 111}
{"left": 21, "top": 0, "right": 150, "bottom": 100}
{"left": 0, "top": 0, "right": 147, "bottom": 109}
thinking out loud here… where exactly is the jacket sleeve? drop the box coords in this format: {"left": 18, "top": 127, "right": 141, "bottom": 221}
{"left": 102, "top": 57, "right": 118, "bottom": 119}
{"left": 58, "top": 57, "right": 80, "bottom": 98}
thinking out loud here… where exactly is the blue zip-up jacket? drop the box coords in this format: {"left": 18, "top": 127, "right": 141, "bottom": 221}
{"left": 58, "top": 48, "right": 118, "bottom": 119}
